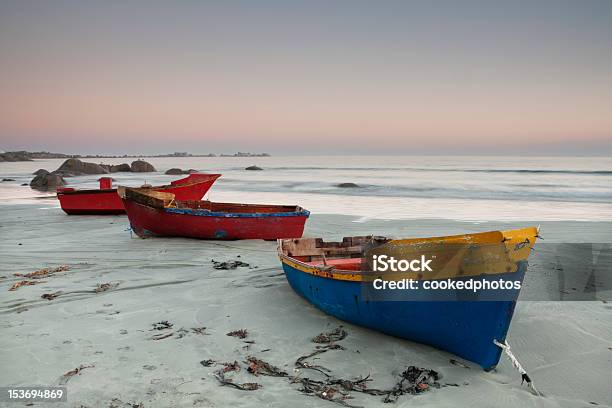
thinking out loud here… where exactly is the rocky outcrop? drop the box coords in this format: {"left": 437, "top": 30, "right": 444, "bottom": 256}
{"left": 165, "top": 168, "right": 186, "bottom": 175}
{"left": 1, "top": 151, "right": 72, "bottom": 161}
{"left": 112, "top": 163, "right": 132, "bottom": 172}
{"left": 29, "top": 159, "right": 154, "bottom": 188}
{"left": 29, "top": 170, "right": 66, "bottom": 191}
{"left": 165, "top": 168, "right": 197, "bottom": 175}
{"left": 100, "top": 163, "right": 131, "bottom": 173}
{"left": 131, "top": 160, "right": 156, "bottom": 172}
{"left": 54, "top": 158, "right": 109, "bottom": 176}
{"left": 245, "top": 165, "right": 263, "bottom": 171}
{"left": 336, "top": 182, "right": 360, "bottom": 188}
{"left": 0, "top": 151, "right": 34, "bottom": 162}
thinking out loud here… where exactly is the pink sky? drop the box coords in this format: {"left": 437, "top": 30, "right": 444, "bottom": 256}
{"left": 1, "top": 1, "right": 611, "bottom": 155}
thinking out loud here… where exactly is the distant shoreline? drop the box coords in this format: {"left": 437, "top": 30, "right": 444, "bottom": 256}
{"left": 0, "top": 151, "right": 271, "bottom": 162}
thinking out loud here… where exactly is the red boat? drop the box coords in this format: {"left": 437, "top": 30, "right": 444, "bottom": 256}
{"left": 118, "top": 186, "right": 310, "bottom": 240}
{"left": 57, "top": 173, "right": 221, "bottom": 215}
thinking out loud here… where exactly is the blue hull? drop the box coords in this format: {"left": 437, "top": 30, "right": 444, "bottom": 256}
{"left": 282, "top": 262, "right": 527, "bottom": 370}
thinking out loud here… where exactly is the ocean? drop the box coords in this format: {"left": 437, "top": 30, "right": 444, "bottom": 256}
{"left": 1, "top": 155, "right": 611, "bottom": 221}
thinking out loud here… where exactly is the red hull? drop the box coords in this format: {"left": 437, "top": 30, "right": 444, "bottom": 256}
{"left": 57, "top": 173, "right": 220, "bottom": 215}
{"left": 122, "top": 200, "right": 309, "bottom": 240}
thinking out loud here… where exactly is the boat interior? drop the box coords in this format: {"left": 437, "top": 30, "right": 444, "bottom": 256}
{"left": 174, "top": 200, "right": 305, "bottom": 214}
{"left": 119, "top": 186, "right": 305, "bottom": 214}
{"left": 280, "top": 227, "right": 539, "bottom": 273}
{"left": 280, "top": 236, "right": 390, "bottom": 271}
{"left": 59, "top": 173, "right": 220, "bottom": 195}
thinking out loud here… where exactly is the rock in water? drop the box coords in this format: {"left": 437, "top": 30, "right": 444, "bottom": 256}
{"left": 108, "top": 163, "right": 131, "bottom": 173}
{"left": 33, "top": 169, "right": 49, "bottom": 176}
{"left": 336, "top": 182, "right": 360, "bottom": 188}
{"left": 245, "top": 165, "right": 263, "bottom": 171}
{"left": 131, "top": 160, "right": 156, "bottom": 172}
{"left": 30, "top": 172, "right": 66, "bottom": 190}
{"left": 165, "top": 168, "right": 188, "bottom": 175}
{"left": 54, "top": 158, "right": 109, "bottom": 176}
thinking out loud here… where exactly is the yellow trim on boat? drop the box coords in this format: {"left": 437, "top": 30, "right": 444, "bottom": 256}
{"left": 279, "top": 227, "right": 538, "bottom": 282}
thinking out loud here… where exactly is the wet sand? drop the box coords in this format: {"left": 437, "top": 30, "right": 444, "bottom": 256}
{"left": 1, "top": 203, "right": 611, "bottom": 407}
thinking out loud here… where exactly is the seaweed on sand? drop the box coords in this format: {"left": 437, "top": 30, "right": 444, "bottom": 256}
{"left": 380, "top": 366, "right": 440, "bottom": 403}
{"left": 41, "top": 291, "right": 62, "bottom": 300}
{"left": 227, "top": 329, "right": 248, "bottom": 339}
{"left": 200, "top": 359, "right": 215, "bottom": 367}
{"left": 295, "top": 347, "right": 334, "bottom": 376}
{"left": 208, "top": 326, "right": 447, "bottom": 405}
{"left": 94, "top": 282, "right": 119, "bottom": 293}
{"left": 9, "top": 280, "right": 45, "bottom": 291}
{"left": 246, "top": 356, "right": 288, "bottom": 377}
{"left": 214, "top": 360, "right": 261, "bottom": 391}
{"left": 151, "top": 321, "right": 173, "bottom": 330}
{"left": 191, "top": 327, "right": 207, "bottom": 335}
{"left": 150, "top": 332, "right": 174, "bottom": 341}
{"left": 212, "top": 260, "right": 250, "bottom": 270}
{"left": 60, "top": 364, "right": 95, "bottom": 385}
{"left": 313, "top": 326, "right": 348, "bottom": 344}
{"left": 14, "top": 265, "right": 70, "bottom": 279}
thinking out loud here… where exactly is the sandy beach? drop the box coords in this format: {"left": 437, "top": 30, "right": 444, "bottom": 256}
{"left": 1, "top": 195, "right": 611, "bottom": 407}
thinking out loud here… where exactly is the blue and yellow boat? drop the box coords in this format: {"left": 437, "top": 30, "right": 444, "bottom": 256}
{"left": 278, "top": 227, "right": 538, "bottom": 370}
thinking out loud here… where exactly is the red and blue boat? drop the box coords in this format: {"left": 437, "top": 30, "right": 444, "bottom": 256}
{"left": 118, "top": 186, "right": 310, "bottom": 240}
{"left": 57, "top": 173, "right": 220, "bottom": 215}
{"left": 278, "top": 227, "right": 538, "bottom": 370}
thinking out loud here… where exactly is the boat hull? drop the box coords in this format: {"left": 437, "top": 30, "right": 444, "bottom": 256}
{"left": 123, "top": 200, "right": 309, "bottom": 240}
{"left": 57, "top": 174, "right": 220, "bottom": 215}
{"left": 58, "top": 190, "right": 126, "bottom": 214}
{"left": 281, "top": 259, "right": 526, "bottom": 370}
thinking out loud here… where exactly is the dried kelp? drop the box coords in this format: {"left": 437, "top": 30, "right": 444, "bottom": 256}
{"left": 296, "top": 347, "right": 334, "bottom": 376}
{"left": 9, "top": 280, "right": 45, "bottom": 291}
{"left": 292, "top": 377, "right": 360, "bottom": 407}
{"left": 200, "top": 359, "right": 215, "bottom": 367}
{"left": 151, "top": 321, "right": 173, "bottom": 330}
{"left": 246, "top": 356, "right": 288, "bottom": 377}
{"left": 215, "top": 371, "right": 260, "bottom": 391}
{"left": 94, "top": 282, "right": 119, "bottom": 293}
{"left": 15, "top": 265, "right": 70, "bottom": 279}
{"left": 212, "top": 259, "right": 250, "bottom": 270}
{"left": 9, "top": 265, "right": 70, "bottom": 291}
{"left": 222, "top": 361, "right": 241, "bottom": 373}
{"left": 296, "top": 328, "right": 444, "bottom": 404}
{"left": 380, "top": 366, "right": 440, "bottom": 403}
{"left": 150, "top": 332, "right": 173, "bottom": 341}
{"left": 449, "top": 358, "right": 470, "bottom": 369}
{"left": 191, "top": 327, "right": 207, "bottom": 335}
{"left": 109, "top": 398, "right": 145, "bottom": 408}
{"left": 208, "top": 326, "right": 448, "bottom": 405}
{"left": 41, "top": 291, "right": 62, "bottom": 300}
{"left": 149, "top": 321, "right": 174, "bottom": 339}
{"left": 313, "top": 326, "right": 347, "bottom": 344}
{"left": 292, "top": 364, "right": 439, "bottom": 405}
{"left": 227, "top": 329, "right": 248, "bottom": 339}
{"left": 149, "top": 322, "right": 208, "bottom": 340}
{"left": 60, "top": 364, "right": 94, "bottom": 385}
{"left": 214, "top": 360, "right": 261, "bottom": 391}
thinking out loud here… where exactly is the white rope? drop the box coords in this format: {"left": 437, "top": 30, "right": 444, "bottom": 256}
{"left": 493, "top": 339, "right": 542, "bottom": 396}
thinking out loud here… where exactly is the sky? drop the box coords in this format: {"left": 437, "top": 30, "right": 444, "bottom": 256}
{"left": 0, "top": 0, "right": 611, "bottom": 155}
